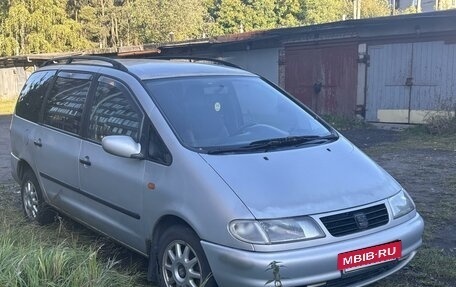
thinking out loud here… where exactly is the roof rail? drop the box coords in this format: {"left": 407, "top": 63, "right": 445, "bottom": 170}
{"left": 148, "top": 56, "right": 242, "bottom": 69}
{"left": 41, "top": 56, "right": 128, "bottom": 72}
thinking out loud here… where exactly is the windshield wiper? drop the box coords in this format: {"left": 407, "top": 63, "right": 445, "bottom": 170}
{"left": 205, "top": 144, "right": 268, "bottom": 155}
{"left": 206, "top": 134, "right": 338, "bottom": 154}
{"left": 249, "top": 134, "right": 338, "bottom": 149}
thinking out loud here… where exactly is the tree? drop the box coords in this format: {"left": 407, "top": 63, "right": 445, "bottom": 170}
{"left": 301, "top": 0, "right": 349, "bottom": 25}
{"left": 0, "top": 34, "right": 18, "bottom": 56}
{"left": 209, "top": 0, "right": 299, "bottom": 35}
{"left": 275, "top": 0, "right": 303, "bottom": 27}
{"left": 1, "top": 0, "right": 92, "bottom": 55}
{"left": 154, "top": 0, "right": 206, "bottom": 42}
{"left": 206, "top": 0, "right": 248, "bottom": 35}
{"left": 359, "top": 0, "right": 390, "bottom": 18}
{"left": 301, "top": 0, "right": 392, "bottom": 24}
{"left": 131, "top": 0, "right": 205, "bottom": 43}
{"left": 437, "top": 0, "right": 456, "bottom": 10}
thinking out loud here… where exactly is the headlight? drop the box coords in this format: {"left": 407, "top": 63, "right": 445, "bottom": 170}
{"left": 229, "top": 217, "right": 325, "bottom": 244}
{"left": 388, "top": 190, "right": 415, "bottom": 219}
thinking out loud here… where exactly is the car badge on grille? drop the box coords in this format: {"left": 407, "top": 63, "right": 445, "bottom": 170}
{"left": 354, "top": 212, "right": 369, "bottom": 229}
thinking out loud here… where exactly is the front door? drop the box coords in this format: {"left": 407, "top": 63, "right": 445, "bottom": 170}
{"left": 78, "top": 76, "right": 146, "bottom": 250}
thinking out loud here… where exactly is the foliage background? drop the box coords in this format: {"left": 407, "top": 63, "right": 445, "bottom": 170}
{"left": 0, "top": 0, "right": 448, "bottom": 56}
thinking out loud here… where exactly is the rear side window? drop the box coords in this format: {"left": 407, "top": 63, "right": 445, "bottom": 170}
{"left": 43, "top": 72, "right": 92, "bottom": 134}
{"left": 15, "top": 71, "right": 55, "bottom": 122}
{"left": 87, "top": 77, "right": 142, "bottom": 142}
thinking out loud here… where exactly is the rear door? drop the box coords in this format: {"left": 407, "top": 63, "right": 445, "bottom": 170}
{"left": 35, "top": 71, "right": 92, "bottom": 204}
{"left": 78, "top": 76, "right": 146, "bottom": 250}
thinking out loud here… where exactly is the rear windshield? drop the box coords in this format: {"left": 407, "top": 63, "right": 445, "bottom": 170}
{"left": 144, "top": 76, "right": 333, "bottom": 152}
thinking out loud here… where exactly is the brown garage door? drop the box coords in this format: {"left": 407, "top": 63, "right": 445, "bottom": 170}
{"left": 284, "top": 43, "right": 358, "bottom": 117}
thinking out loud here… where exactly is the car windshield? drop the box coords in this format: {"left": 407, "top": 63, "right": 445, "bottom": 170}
{"left": 144, "top": 76, "right": 335, "bottom": 153}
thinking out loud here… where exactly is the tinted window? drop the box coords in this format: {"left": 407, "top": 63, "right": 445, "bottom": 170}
{"left": 87, "top": 77, "right": 141, "bottom": 142}
{"left": 148, "top": 126, "right": 172, "bottom": 165}
{"left": 43, "top": 72, "right": 92, "bottom": 134}
{"left": 15, "top": 71, "right": 55, "bottom": 122}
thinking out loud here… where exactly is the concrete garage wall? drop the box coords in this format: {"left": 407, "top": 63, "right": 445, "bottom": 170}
{"left": 167, "top": 48, "right": 280, "bottom": 85}
{"left": 219, "top": 48, "right": 279, "bottom": 85}
{"left": 0, "top": 67, "right": 30, "bottom": 100}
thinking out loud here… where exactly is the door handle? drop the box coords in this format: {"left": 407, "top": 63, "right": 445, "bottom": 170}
{"left": 33, "top": 139, "right": 42, "bottom": 147}
{"left": 79, "top": 156, "right": 91, "bottom": 166}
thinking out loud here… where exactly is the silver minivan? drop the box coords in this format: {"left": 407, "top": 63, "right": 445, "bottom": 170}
{"left": 10, "top": 56, "right": 424, "bottom": 287}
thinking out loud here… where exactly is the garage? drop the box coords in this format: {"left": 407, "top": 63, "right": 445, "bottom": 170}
{"left": 284, "top": 42, "right": 358, "bottom": 117}
{"left": 365, "top": 40, "right": 456, "bottom": 123}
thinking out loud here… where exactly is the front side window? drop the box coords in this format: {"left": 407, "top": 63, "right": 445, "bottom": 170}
{"left": 43, "top": 72, "right": 92, "bottom": 134}
{"left": 87, "top": 77, "right": 141, "bottom": 142}
{"left": 16, "top": 70, "right": 55, "bottom": 122}
{"left": 144, "top": 76, "right": 334, "bottom": 153}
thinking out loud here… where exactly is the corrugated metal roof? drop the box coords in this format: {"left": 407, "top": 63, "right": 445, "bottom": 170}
{"left": 156, "top": 9, "right": 456, "bottom": 51}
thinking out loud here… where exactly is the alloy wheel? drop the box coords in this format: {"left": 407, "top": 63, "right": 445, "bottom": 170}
{"left": 162, "top": 240, "right": 203, "bottom": 287}
{"left": 23, "top": 180, "right": 39, "bottom": 219}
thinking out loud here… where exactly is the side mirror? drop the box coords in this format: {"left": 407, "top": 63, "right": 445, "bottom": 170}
{"left": 101, "top": 135, "right": 143, "bottom": 159}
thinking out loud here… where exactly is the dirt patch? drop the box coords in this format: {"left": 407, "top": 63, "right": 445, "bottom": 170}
{"left": 341, "top": 127, "right": 401, "bottom": 148}
{"left": 370, "top": 148, "right": 456, "bottom": 250}
{"left": 344, "top": 127, "right": 456, "bottom": 252}
{"left": 344, "top": 127, "right": 456, "bottom": 287}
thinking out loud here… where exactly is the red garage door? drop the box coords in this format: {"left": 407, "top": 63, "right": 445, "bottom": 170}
{"left": 284, "top": 43, "right": 358, "bottom": 117}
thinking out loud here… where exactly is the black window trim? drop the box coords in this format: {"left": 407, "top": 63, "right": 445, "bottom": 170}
{"left": 145, "top": 120, "right": 173, "bottom": 166}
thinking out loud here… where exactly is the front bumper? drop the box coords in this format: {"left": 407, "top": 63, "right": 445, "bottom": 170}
{"left": 201, "top": 213, "right": 424, "bottom": 287}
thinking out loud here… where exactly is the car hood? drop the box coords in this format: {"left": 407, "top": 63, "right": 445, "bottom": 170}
{"left": 199, "top": 137, "right": 401, "bottom": 219}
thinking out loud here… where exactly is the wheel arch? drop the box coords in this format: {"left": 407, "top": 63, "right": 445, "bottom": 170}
{"left": 147, "top": 214, "right": 200, "bottom": 282}
{"left": 17, "top": 159, "right": 34, "bottom": 180}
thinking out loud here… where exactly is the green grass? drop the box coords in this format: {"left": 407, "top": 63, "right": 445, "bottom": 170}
{"left": 321, "top": 114, "right": 368, "bottom": 130}
{"left": 400, "top": 126, "right": 456, "bottom": 151}
{"left": 0, "top": 184, "right": 146, "bottom": 287}
{"left": 371, "top": 248, "right": 456, "bottom": 287}
{"left": 364, "top": 126, "right": 456, "bottom": 154}
{"left": 366, "top": 128, "right": 456, "bottom": 287}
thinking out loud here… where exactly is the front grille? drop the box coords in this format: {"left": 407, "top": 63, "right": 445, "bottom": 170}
{"left": 320, "top": 204, "right": 389, "bottom": 237}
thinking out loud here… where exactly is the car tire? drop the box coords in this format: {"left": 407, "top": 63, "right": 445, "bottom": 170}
{"left": 157, "top": 224, "right": 217, "bottom": 287}
{"left": 21, "top": 169, "right": 55, "bottom": 225}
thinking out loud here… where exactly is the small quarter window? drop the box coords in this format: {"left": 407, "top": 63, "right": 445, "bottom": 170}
{"left": 43, "top": 72, "right": 92, "bottom": 134}
{"left": 148, "top": 126, "right": 172, "bottom": 165}
{"left": 15, "top": 71, "right": 55, "bottom": 122}
{"left": 87, "top": 77, "right": 141, "bottom": 142}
